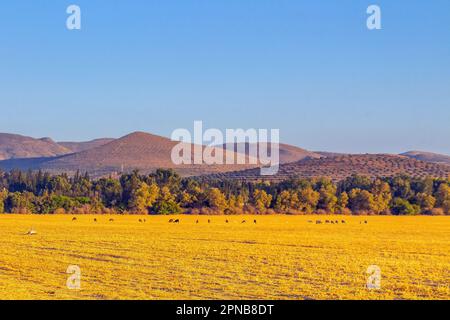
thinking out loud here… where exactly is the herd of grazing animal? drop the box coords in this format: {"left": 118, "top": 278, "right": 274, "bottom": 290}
{"left": 65, "top": 216, "right": 369, "bottom": 226}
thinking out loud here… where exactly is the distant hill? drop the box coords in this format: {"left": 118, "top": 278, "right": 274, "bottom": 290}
{"left": 59, "top": 138, "right": 115, "bottom": 153}
{"left": 206, "top": 154, "right": 450, "bottom": 182}
{"left": 0, "top": 132, "right": 258, "bottom": 177}
{"left": 0, "top": 133, "right": 70, "bottom": 160}
{"left": 223, "top": 142, "right": 321, "bottom": 164}
{"left": 401, "top": 151, "right": 450, "bottom": 166}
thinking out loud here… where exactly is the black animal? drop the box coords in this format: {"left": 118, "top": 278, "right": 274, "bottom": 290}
{"left": 364, "top": 220, "right": 368, "bottom": 224}
{"left": 174, "top": 219, "right": 180, "bottom": 224}
{"left": 225, "top": 220, "right": 229, "bottom": 223}
{"left": 253, "top": 219, "right": 257, "bottom": 224}
{"left": 94, "top": 218, "right": 97, "bottom": 222}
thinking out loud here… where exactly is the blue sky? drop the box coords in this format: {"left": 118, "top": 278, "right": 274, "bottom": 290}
{"left": 0, "top": 0, "right": 449, "bottom": 154}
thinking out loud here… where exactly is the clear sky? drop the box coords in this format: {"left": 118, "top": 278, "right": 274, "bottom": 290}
{"left": 0, "top": 0, "right": 449, "bottom": 154}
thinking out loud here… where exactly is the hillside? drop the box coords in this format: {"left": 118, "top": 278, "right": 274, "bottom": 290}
{"left": 59, "top": 138, "right": 115, "bottom": 153}
{"left": 401, "top": 151, "right": 450, "bottom": 165}
{"left": 206, "top": 154, "right": 450, "bottom": 182}
{"left": 0, "top": 133, "right": 70, "bottom": 160}
{"left": 223, "top": 142, "right": 321, "bottom": 164}
{"left": 0, "top": 132, "right": 258, "bottom": 177}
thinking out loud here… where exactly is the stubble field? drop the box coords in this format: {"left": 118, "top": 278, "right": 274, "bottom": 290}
{"left": 0, "top": 214, "right": 448, "bottom": 300}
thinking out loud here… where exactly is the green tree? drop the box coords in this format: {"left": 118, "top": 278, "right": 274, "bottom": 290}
{"left": 435, "top": 183, "right": 450, "bottom": 214}
{"left": 337, "top": 192, "right": 349, "bottom": 212}
{"left": 371, "top": 180, "right": 392, "bottom": 214}
{"left": 298, "top": 187, "right": 320, "bottom": 213}
{"left": 348, "top": 189, "right": 376, "bottom": 213}
{"left": 152, "top": 186, "right": 181, "bottom": 214}
{"left": 415, "top": 193, "right": 436, "bottom": 212}
{"left": 391, "top": 198, "right": 419, "bottom": 215}
{"left": 252, "top": 189, "right": 272, "bottom": 213}
{"left": 207, "top": 188, "right": 228, "bottom": 212}
{"left": 0, "top": 188, "right": 8, "bottom": 213}
{"left": 129, "top": 182, "right": 159, "bottom": 214}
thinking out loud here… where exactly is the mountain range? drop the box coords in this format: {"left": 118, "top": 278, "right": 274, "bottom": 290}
{"left": 0, "top": 132, "right": 448, "bottom": 180}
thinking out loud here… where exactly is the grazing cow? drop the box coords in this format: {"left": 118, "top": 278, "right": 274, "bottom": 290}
{"left": 138, "top": 219, "right": 143, "bottom": 223}
{"left": 72, "top": 217, "right": 77, "bottom": 221}
{"left": 196, "top": 220, "right": 199, "bottom": 224}
{"left": 109, "top": 218, "right": 114, "bottom": 222}
{"left": 331, "top": 221, "right": 335, "bottom": 224}
{"left": 364, "top": 220, "right": 368, "bottom": 224}
{"left": 225, "top": 220, "right": 229, "bottom": 223}
{"left": 316, "top": 220, "right": 322, "bottom": 224}
{"left": 208, "top": 219, "right": 211, "bottom": 224}
{"left": 94, "top": 218, "right": 97, "bottom": 222}
{"left": 325, "top": 220, "right": 330, "bottom": 224}
{"left": 307, "top": 220, "right": 313, "bottom": 223}
{"left": 254, "top": 219, "right": 257, "bottom": 224}
{"left": 174, "top": 219, "right": 180, "bottom": 223}
{"left": 341, "top": 220, "right": 346, "bottom": 224}
{"left": 241, "top": 220, "right": 246, "bottom": 224}
{"left": 335, "top": 220, "right": 339, "bottom": 224}
{"left": 169, "top": 219, "right": 174, "bottom": 223}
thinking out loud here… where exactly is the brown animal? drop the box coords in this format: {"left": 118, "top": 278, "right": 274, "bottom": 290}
{"left": 196, "top": 220, "right": 199, "bottom": 224}
{"left": 138, "top": 219, "right": 143, "bottom": 223}
{"left": 93, "top": 218, "right": 97, "bottom": 222}
{"left": 341, "top": 220, "right": 346, "bottom": 224}
{"left": 208, "top": 219, "right": 211, "bottom": 224}
{"left": 225, "top": 220, "right": 229, "bottom": 223}
{"left": 241, "top": 220, "right": 246, "bottom": 224}
{"left": 109, "top": 218, "right": 114, "bottom": 222}
{"left": 72, "top": 217, "right": 77, "bottom": 221}
{"left": 169, "top": 219, "right": 174, "bottom": 223}
{"left": 316, "top": 220, "right": 322, "bottom": 224}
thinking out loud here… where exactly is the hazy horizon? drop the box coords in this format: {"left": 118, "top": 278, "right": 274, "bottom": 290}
{"left": 1, "top": 1, "right": 449, "bottom": 154}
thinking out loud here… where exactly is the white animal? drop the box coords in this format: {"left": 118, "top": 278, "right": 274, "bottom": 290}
{"left": 25, "top": 227, "right": 37, "bottom": 236}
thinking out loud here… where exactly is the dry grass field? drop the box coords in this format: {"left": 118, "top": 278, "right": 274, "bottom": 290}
{"left": 0, "top": 214, "right": 448, "bottom": 300}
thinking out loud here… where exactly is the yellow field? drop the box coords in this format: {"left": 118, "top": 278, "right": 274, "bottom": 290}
{"left": 0, "top": 214, "right": 448, "bottom": 300}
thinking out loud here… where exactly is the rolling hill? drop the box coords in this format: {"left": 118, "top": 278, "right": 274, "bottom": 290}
{"left": 401, "top": 151, "right": 450, "bottom": 166}
{"left": 0, "top": 133, "right": 71, "bottom": 160}
{"left": 206, "top": 154, "right": 450, "bottom": 182}
{"left": 223, "top": 142, "right": 321, "bottom": 164}
{"left": 59, "top": 138, "right": 115, "bottom": 153}
{"left": 0, "top": 132, "right": 258, "bottom": 177}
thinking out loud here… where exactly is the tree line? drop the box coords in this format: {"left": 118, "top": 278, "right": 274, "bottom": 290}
{"left": 0, "top": 169, "right": 449, "bottom": 215}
